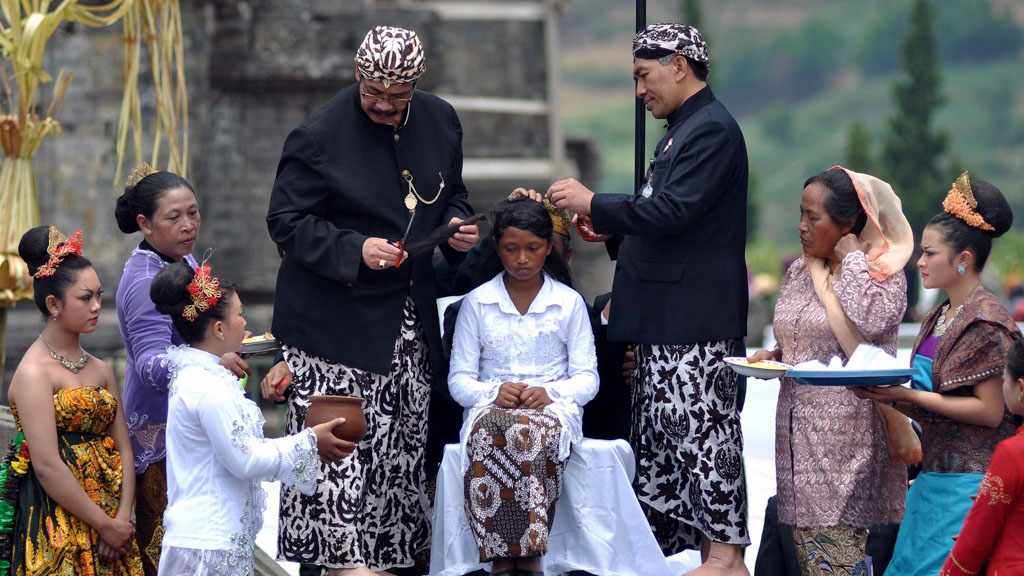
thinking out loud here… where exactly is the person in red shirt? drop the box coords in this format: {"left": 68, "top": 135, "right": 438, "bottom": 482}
{"left": 941, "top": 336, "right": 1024, "bottom": 575}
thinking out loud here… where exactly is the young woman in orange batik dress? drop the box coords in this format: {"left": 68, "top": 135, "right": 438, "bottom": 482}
{"left": 1, "top": 226, "right": 143, "bottom": 576}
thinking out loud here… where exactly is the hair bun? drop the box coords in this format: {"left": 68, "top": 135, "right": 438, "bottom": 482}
{"left": 114, "top": 190, "right": 141, "bottom": 234}
{"left": 972, "top": 180, "right": 1013, "bottom": 238}
{"left": 149, "top": 261, "right": 194, "bottom": 316}
{"left": 17, "top": 226, "right": 53, "bottom": 275}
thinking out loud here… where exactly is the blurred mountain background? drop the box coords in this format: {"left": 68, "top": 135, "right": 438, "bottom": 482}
{"left": 557, "top": 0, "right": 1024, "bottom": 277}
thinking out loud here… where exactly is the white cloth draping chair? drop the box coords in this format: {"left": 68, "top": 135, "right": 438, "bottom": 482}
{"left": 428, "top": 438, "right": 700, "bottom": 576}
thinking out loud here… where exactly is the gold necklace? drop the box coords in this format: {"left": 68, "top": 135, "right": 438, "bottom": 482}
{"left": 38, "top": 335, "right": 89, "bottom": 374}
{"left": 933, "top": 303, "right": 961, "bottom": 337}
{"left": 934, "top": 285, "right": 982, "bottom": 337}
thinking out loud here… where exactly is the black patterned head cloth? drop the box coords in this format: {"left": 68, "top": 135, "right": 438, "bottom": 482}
{"left": 632, "top": 23, "right": 709, "bottom": 66}
{"left": 355, "top": 25, "right": 426, "bottom": 87}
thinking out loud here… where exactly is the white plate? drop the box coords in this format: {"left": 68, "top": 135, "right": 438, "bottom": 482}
{"left": 723, "top": 357, "right": 791, "bottom": 379}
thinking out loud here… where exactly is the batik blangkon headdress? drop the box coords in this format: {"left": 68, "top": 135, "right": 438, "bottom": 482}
{"left": 632, "top": 23, "right": 709, "bottom": 65}
{"left": 355, "top": 25, "right": 426, "bottom": 87}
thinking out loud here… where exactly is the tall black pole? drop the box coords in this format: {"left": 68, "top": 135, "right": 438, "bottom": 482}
{"left": 634, "top": 1, "right": 646, "bottom": 194}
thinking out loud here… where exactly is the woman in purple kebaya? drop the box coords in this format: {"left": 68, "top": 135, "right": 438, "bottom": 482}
{"left": 113, "top": 164, "right": 251, "bottom": 576}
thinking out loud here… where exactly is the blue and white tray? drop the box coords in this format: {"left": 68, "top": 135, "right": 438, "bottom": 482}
{"left": 786, "top": 368, "right": 914, "bottom": 387}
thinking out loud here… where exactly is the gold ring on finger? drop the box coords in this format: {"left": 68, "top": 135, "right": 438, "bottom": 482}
{"left": 378, "top": 259, "right": 387, "bottom": 268}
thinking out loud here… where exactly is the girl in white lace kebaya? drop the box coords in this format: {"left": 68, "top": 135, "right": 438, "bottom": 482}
{"left": 149, "top": 260, "right": 353, "bottom": 576}
{"left": 448, "top": 198, "right": 598, "bottom": 576}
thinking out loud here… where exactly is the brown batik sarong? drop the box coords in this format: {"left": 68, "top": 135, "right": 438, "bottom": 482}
{"left": 792, "top": 524, "right": 869, "bottom": 576}
{"left": 464, "top": 407, "right": 565, "bottom": 562}
{"left": 135, "top": 459, "right": 167, "bottom": 576}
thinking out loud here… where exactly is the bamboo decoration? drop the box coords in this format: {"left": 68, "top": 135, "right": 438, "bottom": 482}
{"left": 0, "top": 0, "right": 130, "bottom": 310}
{"left": 114, "top": 0, "right": 189, "bottom": 184}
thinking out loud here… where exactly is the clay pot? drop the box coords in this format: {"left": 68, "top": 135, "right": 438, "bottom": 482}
{"left": 304, "top": 395, "right": 366, "bottom": 443}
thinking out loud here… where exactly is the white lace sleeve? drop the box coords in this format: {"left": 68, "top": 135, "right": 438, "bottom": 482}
{"left": 197, "top": 385, "right": 319, "bottom": 495}
{"left": 538, "top": 294, "right": 599, "bottom": 406}
{"left": 276, "top": 428, "right": 319, "bottom": 495}
{"left": 448, "top": 295, "right": 502, "bottom": 408}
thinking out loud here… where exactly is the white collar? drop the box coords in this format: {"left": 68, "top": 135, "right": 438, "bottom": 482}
{"left": 130, "top": 246, "right": 197, "bottom": 268}
{"left": 475, "top": 272, "right": 560, "bottom": 316}
{"left": 166, "top": 345, "right": 235, "bottom": 381}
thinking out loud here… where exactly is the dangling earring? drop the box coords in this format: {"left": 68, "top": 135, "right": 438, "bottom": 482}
{"left": 51, "top": 310, "right": 60, "bottom": 320}
{"left": 957, "top": 264, "right": 966, "bottom": 276}
{"left": 1017, "top": 389, "right": 1023, "bottom": 404}
{"left": 218, "top": 333, "right": 225, "bottom": 342}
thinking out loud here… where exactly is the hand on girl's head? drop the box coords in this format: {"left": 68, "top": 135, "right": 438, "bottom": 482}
{"left": 509, "top": 187, "right": 543, "bottom": 203}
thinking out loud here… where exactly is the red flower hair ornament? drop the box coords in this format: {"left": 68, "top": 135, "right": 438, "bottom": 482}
{"left": 183, "top": 264, "right": 222, "bottom": 321}
{"left": 33, "top": 227, "right": 84, "bottom": 279}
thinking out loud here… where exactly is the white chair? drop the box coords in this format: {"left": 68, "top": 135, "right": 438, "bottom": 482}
{"left": 428, "top": 438, "right": 700, "bottom": 576}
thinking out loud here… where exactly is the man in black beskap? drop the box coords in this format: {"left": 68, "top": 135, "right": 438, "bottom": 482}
{"left": 548, "top": 23, "right": 749, "bottom": 576}
{"left": 266, "top": 25, "right": 478, "bottom": 576}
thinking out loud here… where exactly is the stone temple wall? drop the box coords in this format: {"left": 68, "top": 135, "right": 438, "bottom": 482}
{"left": 3, "top": 0, "right": 605, "bottom": 391}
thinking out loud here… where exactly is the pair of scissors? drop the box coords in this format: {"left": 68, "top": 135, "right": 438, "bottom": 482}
{"left": 392, "top": 210, "right": 415, "bottom": 268}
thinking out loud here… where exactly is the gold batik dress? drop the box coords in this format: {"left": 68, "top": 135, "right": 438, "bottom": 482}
{"left": 8, "top": 386, "right": 143, "bottom": 576}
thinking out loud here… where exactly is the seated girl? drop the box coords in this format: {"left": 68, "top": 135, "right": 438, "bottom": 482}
{"left": 940, "top": 336, "right": 1024, "bottom": 575}
{"left": 3, "top": 226, "right": 143, "bottom": 575}
{"left": 448, "top": 198, "right": 598, "bottom": 576}
{"left": 148, "top": 260, "right": 353, "bottom": 575}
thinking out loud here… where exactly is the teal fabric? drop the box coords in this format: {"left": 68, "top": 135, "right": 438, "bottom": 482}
{"left": 910, "top": 353, "right": 934, "bottom": 392}
{"left": 883, "top": 471, "right": 983, "bottom": 576}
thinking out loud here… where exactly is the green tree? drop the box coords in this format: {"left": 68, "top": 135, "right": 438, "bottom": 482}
{"left": 882, "top": 0, "right": 949, "bottom": 233}
{"left": 845, "top": 119, "right": 875, "bottom": 174}
{"left": 682, "top": 0, "right": 702, "bottom": 30}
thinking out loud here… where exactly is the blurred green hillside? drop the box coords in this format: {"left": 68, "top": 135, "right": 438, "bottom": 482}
{"left": 558, "top": 0, "right": 1024, "bottom": 271}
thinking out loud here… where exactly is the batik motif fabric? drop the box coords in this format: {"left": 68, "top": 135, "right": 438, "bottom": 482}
{"left": 354, "top": 25, "right": 425, "bottom": 86}
{"left": 135, "top": 460, "right": 166, "bottom": 576}
{"left": 632, "top": 23, "right": 709, "bottom": 64}
{"left": 911, "top": 289, "right": 1019, "bottom": 474}
{"left": 773, "top": 253, "right": 907, "bottom": 529}
{"left": 464, "top": 408, "right": 565, "bottom": 561}
{"left": 10, "top": 387, "right": 144, "bottom": 576}
{"left": 792, "top": 524, "right": 869, "bottom": 576}
{"left": 278, "top": 297, "right": 432, "bottom": 571}
{"left": 631, "top": 338, "right": 749, "bottom": 551}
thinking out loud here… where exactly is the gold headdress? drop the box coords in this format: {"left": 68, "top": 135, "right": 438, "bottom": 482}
{"left": 543, "top": 200, "right": 572, "bottom": 238}
{"left": 942, "top": 172, "right": 995, "bottom": 232}
{"left": 34, "top": 226, "right": 84, "bottom": 279}
{"left": 126, "top": 162, "right": 158, "bottom": 190}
